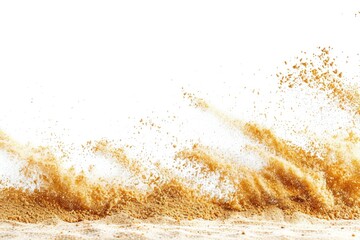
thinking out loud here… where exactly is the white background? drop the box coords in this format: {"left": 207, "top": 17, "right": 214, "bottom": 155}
{"left": 0, "top": 0, "right": 359, "bottom": 145}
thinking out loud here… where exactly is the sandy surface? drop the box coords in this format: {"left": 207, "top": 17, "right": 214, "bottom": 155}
{"left": 1, "top": 212, "right": 359, "bottom": 240}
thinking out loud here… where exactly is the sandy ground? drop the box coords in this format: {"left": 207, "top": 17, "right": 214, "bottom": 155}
{"left": 1, "top": 212, "right": 359, "bottom": 240}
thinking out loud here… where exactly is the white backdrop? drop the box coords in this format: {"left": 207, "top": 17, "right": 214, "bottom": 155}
{"left": 0, "top": 0, "right": 359, "bottom": 145}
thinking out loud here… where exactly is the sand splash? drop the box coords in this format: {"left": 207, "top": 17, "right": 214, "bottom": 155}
{"left": 0, "top": 47, "right": 359, "bottom": 223}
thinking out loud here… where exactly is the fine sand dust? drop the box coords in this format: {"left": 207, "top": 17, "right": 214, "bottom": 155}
{"left": 1, "top": 48, "right": 359, "bottom": 239}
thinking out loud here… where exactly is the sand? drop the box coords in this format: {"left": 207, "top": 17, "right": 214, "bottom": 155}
{"left": 1, "top": 47, "right": 359, "bottom": 239}
{"left": 1, "top": 211, "right": 359, "bottom": 240}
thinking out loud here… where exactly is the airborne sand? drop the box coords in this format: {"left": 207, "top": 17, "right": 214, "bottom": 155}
{"left": 1, "top": 48, "right": 360, "bottom": 239}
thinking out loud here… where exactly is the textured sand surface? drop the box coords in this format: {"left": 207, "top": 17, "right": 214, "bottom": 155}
{"left": 1, "top": 212, "right": 359, "bottom": 240}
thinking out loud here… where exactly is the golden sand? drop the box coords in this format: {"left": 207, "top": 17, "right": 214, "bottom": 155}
{"left": 0, "top": 48, "right": 359, "bottom": 224}
{"left": 277, "top": 47, "right": 360, "bottom": 115}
